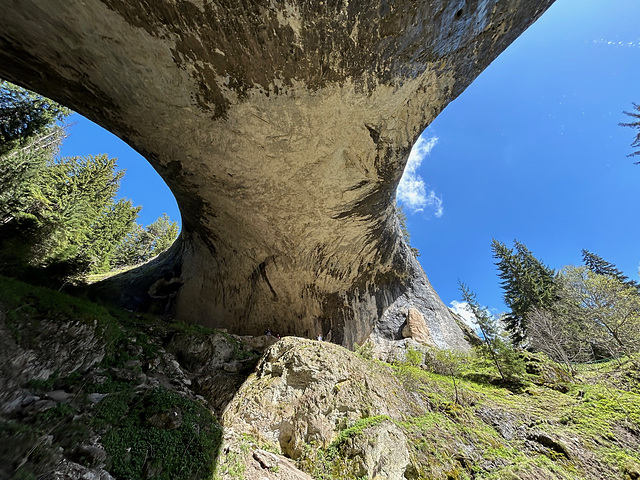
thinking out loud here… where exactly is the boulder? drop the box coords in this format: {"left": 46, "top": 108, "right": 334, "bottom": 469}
{"left": 223, "top": 337, "right": 420, "bottom": 459}
{"left": 341, "top": 420, "right": 410, "bottom": 480}
{"left": 401, "top": 307, "right": 435, "bottom": 346}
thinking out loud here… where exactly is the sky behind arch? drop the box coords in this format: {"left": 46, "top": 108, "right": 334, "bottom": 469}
{"left": 399, "top": 0, "right": 640, "bottom": 315}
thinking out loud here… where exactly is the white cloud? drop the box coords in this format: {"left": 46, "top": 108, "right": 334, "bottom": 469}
{"left": 449, "top": 300, "right": 479, "bottom": 331}
{"left": 397, "top": 135, "right": 443, "bottom": 217}
{"left": 594, "top": 38, "right": 640, "bottom": 48}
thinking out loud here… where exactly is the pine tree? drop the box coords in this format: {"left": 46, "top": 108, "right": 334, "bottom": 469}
{"left": 458, "top": 281, "right": 525, "bottom": 383}
{"left": 0, "top": 80, "right": 69, "bottom": 156}
{"left": 619, "top": 102, "right": 640, "bottom": 162}
{"left": 491, "top": 239, "right": 557, "bottom": 346}
{"left": 112, "top": 213, "right": 179, "bottom": 268}
{"left": 581, "top": 249, "right": 639, "bottom": 291}
{"left": 0, "top": 82, "right": 177, "bottom": 283}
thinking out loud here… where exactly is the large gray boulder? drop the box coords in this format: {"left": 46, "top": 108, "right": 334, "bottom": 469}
{"left": 0, "top": 0, "right": 555, "bottom": 348}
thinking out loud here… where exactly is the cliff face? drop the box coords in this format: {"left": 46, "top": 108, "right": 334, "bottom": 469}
{"left": 0, "top": 0, "right": 555, "bottom": 347}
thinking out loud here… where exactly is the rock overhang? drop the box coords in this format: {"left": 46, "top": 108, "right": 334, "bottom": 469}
{"left": 0, "top": 0, "right": 556, "bottom": 348}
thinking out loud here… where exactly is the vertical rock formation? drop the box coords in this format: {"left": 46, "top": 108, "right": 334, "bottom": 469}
{"left": 0, "top": 0, "right": 554, "bottom": 348}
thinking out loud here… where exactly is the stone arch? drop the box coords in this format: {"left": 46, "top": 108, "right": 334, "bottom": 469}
{"left": 0, "top": 0, "right": 555, "bottom": 348}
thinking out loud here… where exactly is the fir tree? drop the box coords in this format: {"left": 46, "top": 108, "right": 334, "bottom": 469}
{"left": 113, "top": 213, "right": 179, "bottom": 268}
{"left": 0, "top": 80, "right": 69, "bottom": 156}
{"left": 0, "top": 81, "right": 178, "bottom": 283}
{"left": 619, "top": 102, "right": 640, "bottom": 162}
{"left": 581, "top": 249, "right": 639, "bottom": 291}
{"left": 459, "top": 281, "right": 525, "bottom": 383}
{"left": 491, "top": 239, "right": 557, "bottom": 346}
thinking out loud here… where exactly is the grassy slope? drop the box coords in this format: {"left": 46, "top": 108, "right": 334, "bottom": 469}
{"left": 0, "top": 276, "right": 223, "bottom": 480}
{"left": 297, "top": 350, "right": 640, "bottom": 480}
{"left": 1, "top": 275, "right": 639, "bottom": 480}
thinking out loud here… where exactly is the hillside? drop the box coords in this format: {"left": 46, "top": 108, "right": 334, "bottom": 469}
{"left": 1, "top": 276, "right": 639, "bottom": 480}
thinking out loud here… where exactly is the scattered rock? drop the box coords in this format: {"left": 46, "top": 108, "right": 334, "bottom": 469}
{"left": 40, "top": 459, "right": 114, "bottom": 480}
{"left": 341, "top": 420, "right": 410, "bottom": 480}
{"left": 147, "top": 408, "right": 183, "bottom": 430}
{"left": 72, "top": 443, "right": 108, "bottom": 468}
{"left": 527, "top": 431, "right": 571, "bottom": 458}
{"left": 476, "top": 407, "right": 518, "bottom": 440}
{"left": 45, "top": 390, "right": 73, "bottom": 403}
{"left": 86, "top": 393, "right": 107, "bottom": 404}
{"left": 253, "top": 449, "right": 279, "bottom": 469}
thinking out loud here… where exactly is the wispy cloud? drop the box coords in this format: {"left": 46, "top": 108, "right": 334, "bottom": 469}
{"left": 594, "top": 38, "right": 640, "bottom": 48}
{"left": 397, "top": 135, "right": 443, "bottom": 217}
{"left": 449, "top": 300, "right": 478, "bottom": 330}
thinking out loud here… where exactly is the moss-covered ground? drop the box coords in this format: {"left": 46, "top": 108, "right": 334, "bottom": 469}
{"left": 2, "top": 275, "right": 639, "bottom": 480}
{"left": 0, "top": 275, "right": 224, "bottom": 480}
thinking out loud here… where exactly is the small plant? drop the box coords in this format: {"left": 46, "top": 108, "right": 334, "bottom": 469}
{"left": 406, "top": 346, "right": 423, "bottom": 367}
{"left": 353, "top": 340, "right": 374, "bottom": 360}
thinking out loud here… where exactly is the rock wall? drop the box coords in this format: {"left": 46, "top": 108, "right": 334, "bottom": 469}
{"left": 0, "top": 0, "right": 555, "bottom": 347}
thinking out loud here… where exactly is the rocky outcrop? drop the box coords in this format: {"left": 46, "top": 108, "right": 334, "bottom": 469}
{"left": 401, "top": 307, "right": 434, "bottom": 345}
{"left": 339, "top": 420, "right": 410, "bottom": 480}
{"left": 222, "top": 337, "right": 419, "bottom": 459}
{"left": 2, "top": 284, "right": 639, "bottom": 480}
{"left": 0, "top": 0, "right": 555, "bottom": 348}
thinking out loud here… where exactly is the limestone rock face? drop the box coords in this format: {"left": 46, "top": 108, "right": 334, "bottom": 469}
{"left": 401, "top": 307, "right": 434, "bottom": 345}
{"left": 0, "top": 0, "right": 555, "bottom": 347}
{"left": 340, "top": 420, "right": 410, "bottom": 480}
{"left": 222, "top": 337, "right": 421, "bottom": 460}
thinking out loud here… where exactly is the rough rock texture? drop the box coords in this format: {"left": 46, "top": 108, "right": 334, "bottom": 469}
{"left": 222, "top": 337, "right": 420, "bottom": 459}
{"left": 340, "top": 420, "right": 410, "bottom": 480}
{"left": 401, "top": 307, "right": 434, "bottom": 345}
{"left": 0, "top": 311, "right": 105, "bottom": 416}
{"left": 0, "top": 0, "right": 555, "bottom": 347}
{"left": 3, "top": 285, "right": 639, "bottom": 480}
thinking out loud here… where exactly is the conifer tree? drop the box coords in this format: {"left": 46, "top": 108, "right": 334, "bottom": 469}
{"left": 581, "top": 249, "right": 639, "bottom": 291}
{"left": 0, "top": 80, "right": 69, "bottom": 156}
{"left": 113, "top": 213, "right": 179, "bottom": 268}
{"left": 0, "top": 81, "right": 178, "bottom": 283}
{"left": 619, "top": 102, "right": 640, "bottom": 162}
{"left": 459, "top": 281, "right": 525, "bottom": 383}
{"left": 491, "top": 239, "right": 556, "bottom": 346}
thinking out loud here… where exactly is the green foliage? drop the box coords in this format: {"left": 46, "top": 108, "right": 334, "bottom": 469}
{"left": 98, "top": 388, "right": 222, "bottom": 480}
{"left": 296, "top": 416, "right": 391, "bottom": 480}
{"left": 0, "top": 82, "right": 179, "bottom": 283}
{"left": 535, "top": 266, "right": 640, "bottom": 362}
{"left": 330, "top": 415, "right": 391, "bottom": 449}
{"left": 581, "top": 249, "right": 639, "bottom": 291}
{"left": 459, "top": 281, "right": 526, "bottom": 384}
{"left": 405, "top": 346, "right": 424, "bottom": 367}
{"left": 0, "top": 275, "right": 122, "bottom": 345}
{"left": 491, "top": 239, "right": 557, "bottom": 346}
{"left": 113, "top": 213, "right": 179, "bottom": 267}
{"left": 619, "top": 102, "right": 640, "bottom": 161}
{"left": 353, "top": 340, "right": 374, "bottom": 360}
{"left": 28, "top": 155, "right": 140, "bottom": 276}
{"left": 0, "top": 80, "right": 70, "bottom": 156}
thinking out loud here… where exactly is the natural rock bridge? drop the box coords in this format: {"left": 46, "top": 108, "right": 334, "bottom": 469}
{"left": 0, "top": 0, "right": 554, "bottom": 348}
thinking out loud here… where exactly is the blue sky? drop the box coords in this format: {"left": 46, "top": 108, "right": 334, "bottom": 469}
{"left": 60, "top": 118, "right": 181, "bottom": 228}
{"left": 399, "top": 0, "right": 640, "bottom": 317}
{"left": 60, "top": 0, "right": 640, "bottom": 317}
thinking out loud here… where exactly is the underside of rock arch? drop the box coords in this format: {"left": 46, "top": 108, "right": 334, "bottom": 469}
{"left": 0, "top": 0, "right": 554, "bottom": 348}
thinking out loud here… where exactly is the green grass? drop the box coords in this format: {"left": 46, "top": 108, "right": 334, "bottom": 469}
{"left": 0, "top": 275, "right": 223, "bottom": 480}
